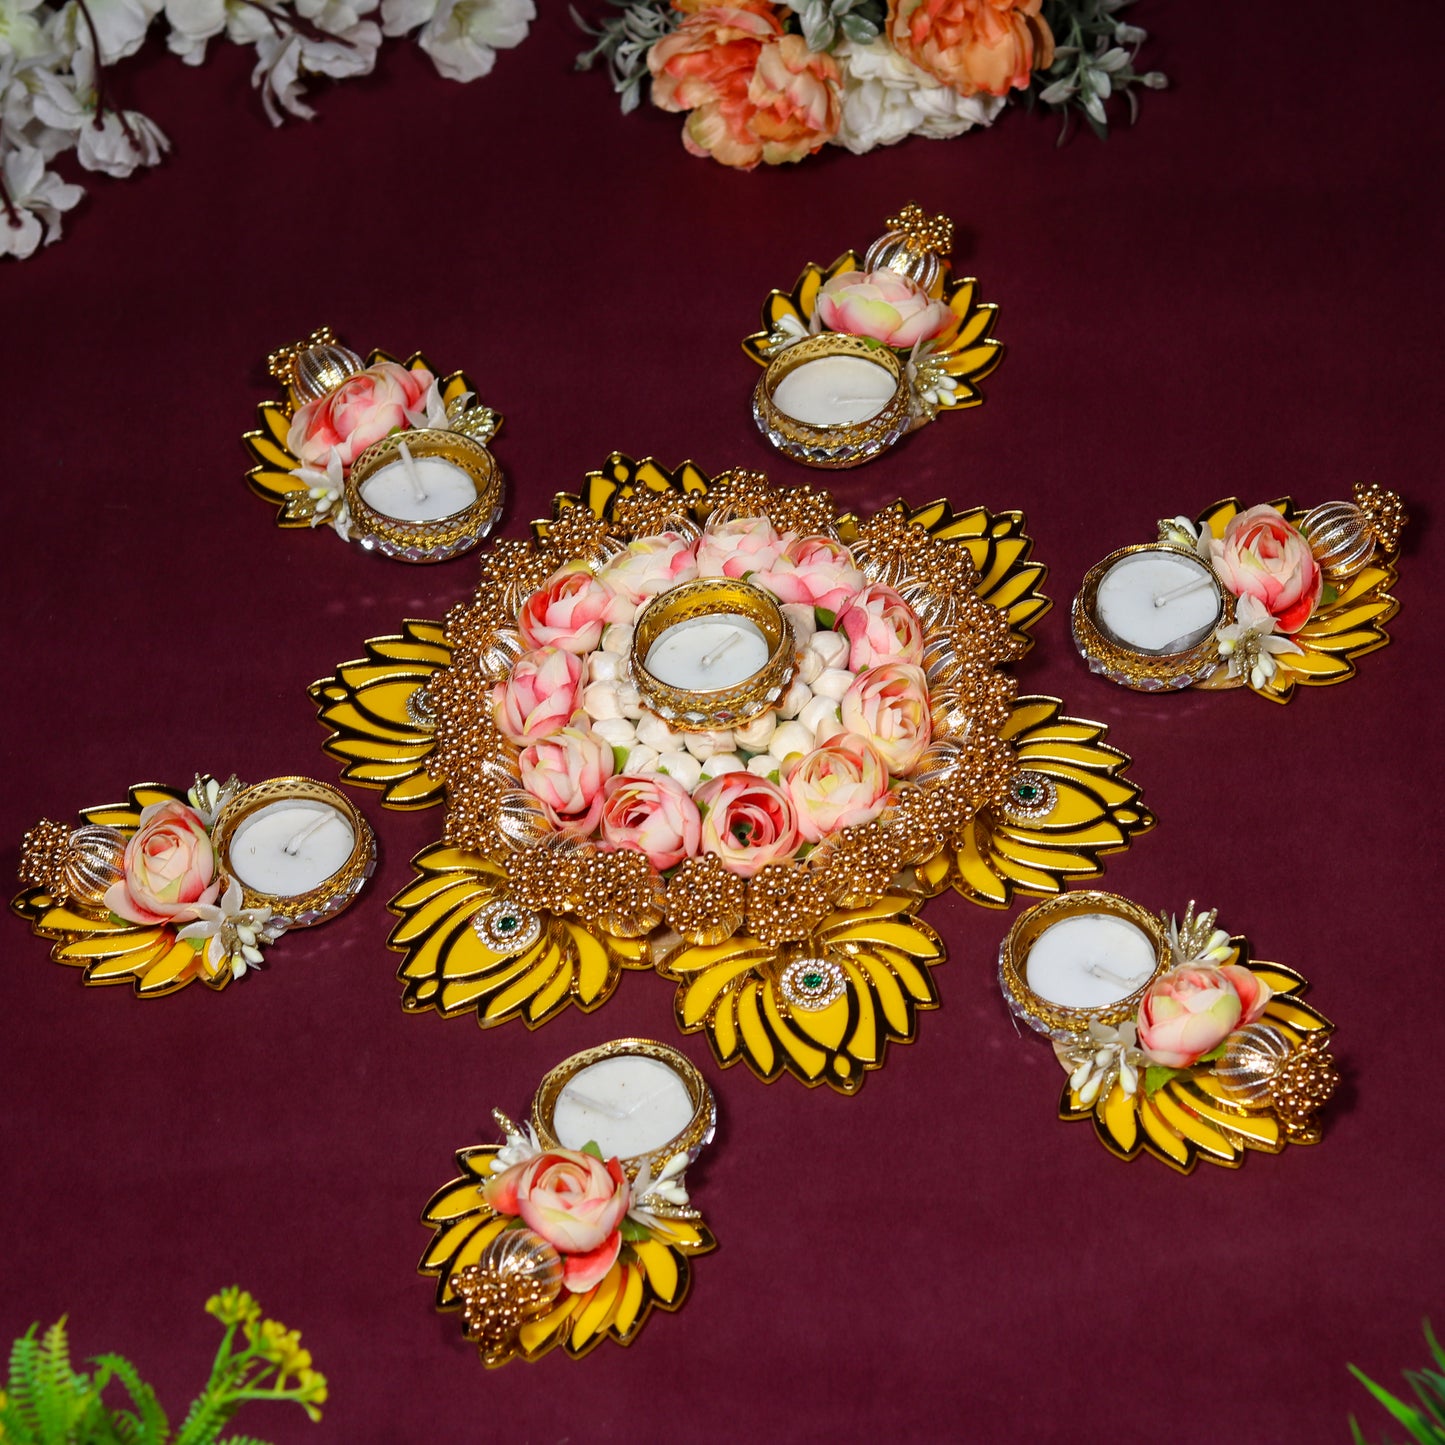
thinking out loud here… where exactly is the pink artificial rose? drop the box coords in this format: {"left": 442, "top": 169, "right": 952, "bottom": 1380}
{"left": 285, "top": 361, "right": 434, "bottom": 468}
{"left": 751, "top": 535, "right": 865, "bottom": 618}
{"left": 785, "top": 734, "right": 891, "bottom": 842}
{"left": 103, "top": 799, "right": 221, "bottom": 926}
{"left": 887, "top": 0, "right": 1053, "bottom": 97}
{"left": 835, "top": 583, "right": 925, "bottom": 670}
{"left": 695, "top": 515, "right": 790, "bottom": 579}
{"left": 649, "top": 5, "right": 841, "bottom": 171}
{"left": 839, "top": 662, "right": 932, "bottom": 775}
{"left": 600, "top": 773, "right": 703, "bottom": 871}
{"left": 1136, "top": 964, "right": 1273, "bottom": 1070}
{"left": 517, "top": 565, "right": 623, "bottom": 655}
{"left": 597, "top": 532, "right": 699, "bottom": 609}
{"left": 817, "top": 269, "right": 957, "bottom": 349}
{"left": 482, "top": 1149, "right": 631, "bottom": 1294}
{"left": 493, "top": 647, "right": 584, "bottom": 747}
{"left": 695, "top": 772, "right": 801, "bottom": 877}
{"left": 519, "top": 722, "right": 615, "bottom": 835}
{"left": 1206, "top": 505, "right": 1324, "bottom": 635}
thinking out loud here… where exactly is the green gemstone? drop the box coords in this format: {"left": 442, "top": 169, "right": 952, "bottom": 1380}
{"left": 801, "top": 971, "right": 825, "bottom": 990}
{"left": 496, "top": 915, "right": 518, "bottom": 933}
{"left": 1016, "top": 783, "right": 1038, "bottom": 802}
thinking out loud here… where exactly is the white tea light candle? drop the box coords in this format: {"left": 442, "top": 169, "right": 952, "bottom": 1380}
{"left": 1095, "top": 551, "right": 1221, "bottom": 655}
{"left": 552, "top": 1055, "right": 697, "bottom": 1160}
{"left": 645, "top": 615, "right": 770, "bottom": 690}
{"left": 1025, "top": 913, "right": 1159, "bottom": 1010}
{"left": 358, "top": 449, "right": 479, "bottom": 523}
{"left": 772, "top": 355, "right": 898, "bottom": 427}
{"left": 226, "top": 801, "right": 356, "bottom": 896}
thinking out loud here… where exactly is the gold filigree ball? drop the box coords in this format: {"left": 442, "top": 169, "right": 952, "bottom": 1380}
{"left": 19, "top": 819, "right": 126, "bottom": 907}
{"left": 451, "top": 1227, "right": 563, "bottom": 1362}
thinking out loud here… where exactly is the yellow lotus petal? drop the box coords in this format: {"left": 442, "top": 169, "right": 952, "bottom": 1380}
{"left": 568, "top": 1264, "right": 623, "bottom": 1350}
{"left": 632, "top": 1240, "right": 680, "bottom": 1302}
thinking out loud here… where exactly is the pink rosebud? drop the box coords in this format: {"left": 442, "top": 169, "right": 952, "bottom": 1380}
{"left": 817, "top": 269, "right": 957, "bottom": 349}
{"left": 839, "top": 662, "right": 932, "bottom": 775}
{"left": 694, "top": 771, "right": 801, "bottom": 877}
{"left": 835, "top": 583, "right": 925, "bottom": 671}
{"left": 517, "top": 565, "right": 624, "bottom": 655}
{"left": 1137, "top": 964, "right": 1272, "bottom": 1069}
{"left": 103, "top": 799, "right": 221, "bottom": 926}
{"left": 493, "top": 647, "right": 584, "bottom": 747}
{"left": 597, "top": 532, "right": 699, "bottom": 609}
{"left": 751, "top": 535, "right": 865, "bottom": 619}
{"left": 785, "top": 734, "right": 891, "bottom": 841}
{"left": 519, "top": 722, "right": 615, "bottom": 835}
{"left": 600, "top": 773, "right": 702, "bottom": 871}
{"left": 285, "top": 361, "right": 434, "bottom": 468}
{"left": 695, "top": 515, "right": 789, "bottom": 579}
{"left": 482, "top": 1149, "right": 631, "bottom": 1294}
{"left": 1206, "top": 505, "right": 1323, "bottom": 634}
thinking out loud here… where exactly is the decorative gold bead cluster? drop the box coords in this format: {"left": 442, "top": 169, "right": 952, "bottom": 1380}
{"left": 451, "top": 1264, "right": 552, "bottom": 1362}
{"left": 1269, "top": 1036, "right": 1340, "bottom": 1141}
{"left": 664, "top": 856, "right": 747, "bottom": 945}
{"left": 18, "top": 818, "right": 77, "bottom": 897}
{"left": 746, "top": 862, "right": 833, "bottom": 948}
{"left": 885, "top": 202, "right": 954, "bottom": 258}
{"left": 810, "top": 823, "right": 903, "bottom": 908}
{"left": 535, "top": 505, "right": 624, "bottom": 573}
{"left": 608, "top": 489, "right": 698, "bottom": 539}
{"left": 577, "top": 849, "right": 666, "bottom": 938}
{"left": 1354, "top": 481, "right": 1407, "bottom": 554}
{"left": 265, "top": 324, "right": 337, "bottom": 386}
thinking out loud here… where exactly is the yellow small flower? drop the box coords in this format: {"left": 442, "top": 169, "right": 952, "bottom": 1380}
{"left": 296, "top": 1367, "right": 329, "bottom": 1421}
{"left": 205, "top": 1288, "right": 261, "bottom": 1326}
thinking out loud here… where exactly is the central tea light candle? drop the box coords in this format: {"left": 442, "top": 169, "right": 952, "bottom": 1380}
{"left": 1094, "top": 549, "right": 1221, "bottom": 654}
{"left": 552, "top": 1055, "right": 698, "bottom": 1161}
{"left": 358, "top": 447, "right": 478, "bottom": 522}
{"left": 1024, "top": 912, "right": 1160, "bottom": 1010}
{"left": 227, "top": 800, "right": 356, "bottom": 896}
{"left": 645, "top": 614, "right": 770, "bottom": 690}
{"left": 772, "top": 354, "right": 898, "bottom": 427}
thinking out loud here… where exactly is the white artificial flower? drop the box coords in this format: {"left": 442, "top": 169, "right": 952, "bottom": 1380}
{"left": 808, "top": 630, "right": 848, "bottom": 671}
{"left": 588, "top": 651, "right": 622, "bottom": 684}
{"left": 78, "top": 107, "right": 169, "bottom": 175}
{"left": 829, "top": 37, "right": 1004, "bottom": 155}
{"left": 601, "top": 622, "right": 633, "bottom": 655}
{"left": 1055, "top": 1020, "right": 1145, "bottom": 1105}
{"left": 698, "top": 752, "right": 744, "bottom": 781}
{"left": 46, "top": 0, "right": 163, "bottom": 63}
{"left": 746, "top": 753, "right": 784, "bottom": 779}
{"left": 798, "top": 694, "right": 842, "bottom": 738}
{"left": 732, "top": 710, "right": 776, "bottom": 753}
{"left": 581, "top": 679, "right": 624, "bottom": 722}
{"left": 404, "top": 377, "right": 451, "bottom": 430}
{"left": 287, "top": 447, "right": 353, "bottom": 537}
{"left": 488, "top": 1112, "right": 541, "bottom": 1172}
{"left": 621, "top": 742, "right": 660, "bottom": 777}
{"left": 809, "top": 667, "right": 853, "bottom": 702}
{"left": 770, "top": 720, "right": 813, "bottom": 763}
{"left": 176, "top": 878, "right": 284, "bottom": 980}
{"left": 0, "top": 137, "right": 83, "bottom": 258}
{"left": 654, "top": 750, "right": 701, "bottom": 791}
{"left": 163, "top": 0, "right": 229, "bottom": 63}
{"left": 1157, "top": 514, "right": 1202, "bottom": 551}
{"left": 591, "top": 715, "right": 637, "bottom": 750}
{"left": 1215, "top": 593, "right": 1301, "bottom": 691}
{"left": 250, "top": 0, "right": 381, "bottom": 126}
{"left": 683, "top": 728, "right": 734, "bottom": 761}
{"left": 383, "top": 0, "right": 532, "bottom": 83}
{"left": 779, "top": 601, "right": 816, "bottom": 643}
{"left": 185, "top": 772, "right": 244, "bottom": 826}
{"left": 0, "top": 0, "right": 50, "bottom": 59}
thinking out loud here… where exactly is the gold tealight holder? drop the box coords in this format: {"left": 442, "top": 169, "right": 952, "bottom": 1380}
{"left": 998, "top": 891, "right": 1170, "bottom": 1040}
{"left": 630, "top": 577, "right": 795, "bottom": 731}
{"left": 531, "top": 1038, "right": 717, "bottom": 1183}
{"left": 752, "top": 333, "right": 911, "bottom": 470}
{"left": 1072, "top": 543, "right": 1232, "bottom": 692}
{"left": 212, "top": 776, "right": 376, "bottom": 928}
{"left": 345, "top": 428, "right": 503, "bottom": 564}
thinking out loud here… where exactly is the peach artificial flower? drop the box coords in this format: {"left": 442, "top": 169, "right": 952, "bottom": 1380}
{"left": 517, "top": 565, "right": 624, "bottom": 655}
{"left": 493, "top": 647, "right": 585, "bottom": 747}
{"left": 887, "top": 0, "right": 1053, "bottom": 98}
{"left": 835, "top": 583, "right": 925, "bottom": 670}
{"left": 649, "top": 5, "right": 841, "bottom": 170}
{"left": 103, "top": 799, "right": 221, "bottom": 926}
{"left": 286, "top": 361, "right": 434, "bottom": 468}
{"left": 1206, "top": 505, "right": 1323, "bottom": 635}
{"left": 751, "top": 535, "right": 865, "bottom": 618}
{"left": 839, "top": 662, "right": 932, "bottom": 774}
{"left": 817, "top": 269, "right": 958, "bottom": 349}
{"left": 695, "top": 514, "right": 789, "bottom": 578}
{"left": 600, "top": 773, "right": 703, "bottom": 871}
{"left": 519, "top": 721, "right": 615, "bottom": 834}
{"left": 1136, "top": 964, "right": 1273, "bottom": 1070}
{"left": 596, "top": 532, "right": 699, "bottom": 609}
{"left": 695, "top": 771, "right": 801, "bottom": 876}
{"left": 785, "top": 734, "right": 891, "bottom": 841}
{"left": 483, "top": 1149, "right": 631, "bottom": 1293}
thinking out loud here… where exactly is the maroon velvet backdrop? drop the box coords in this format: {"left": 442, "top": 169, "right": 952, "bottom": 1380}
{"left": 2, "top": 4, "right": 1440, "bottom": 1441}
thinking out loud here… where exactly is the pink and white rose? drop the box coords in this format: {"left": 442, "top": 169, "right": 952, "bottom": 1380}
{"left": 1136, "top": 964, "right": 1273, "bottom": 1070}
{"left": 695, "top": 515, "right": 789, "bottom": 578}
{"left": 285, "top": 360, "right": 434, "bottom": 469}
{"left": 597, "top": 532, "right": 699, "bottom": 609}
{"left": 104, "top": 799, "right": 221, "bottom": 926}
{"left": 517, "top": 565, "right": 623, "bottom": 654}
{"left": 492, "top": 647, "right": 584, "bottom": 747}
{"left": 751, "top": 535, "right": 865, "bottom": 618}
{"left": 817, "top": 268, "right": 957, "bottom": 348}
{"left": 482, "top": 1148, "right": 631, "bottom": 1294}
{"left": 519, "top": 722, "right": 615, "bottom": 834}
{"left": 1206, "top": 505, "right": 1323, "bottom": 635}
{"left": 600, "top": 773, "right": 702, "bottom": 871}
{"left": 785, "top": 734, "right": 891, "bottom": 841}
{"left": 835, "top": 583, "right": 925, "bottom": 670}
{"left": 839, "top": 662, "right": 932, "bottom": 774}
{"left": 695, "top": 772, "right": 801, "bottom": 877}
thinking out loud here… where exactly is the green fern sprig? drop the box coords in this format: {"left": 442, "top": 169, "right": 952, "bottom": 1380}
{"left": 1351, "top": 1320, "right": 1445, "bottom": 1444}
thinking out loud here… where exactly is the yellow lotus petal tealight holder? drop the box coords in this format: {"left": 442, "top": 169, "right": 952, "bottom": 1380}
{"left": 309, "top": 453, "right": 1155, "bottom": 1094}
{"left": 419, "top": 1038, "right": 717, "bottom": 1367}
{"left": 744, "top": 202, "right": 1003, "bottom": 469}
{"left": 1073, "top": 483, "right": 1406, "bottom": 701}
{"left": 242, "top": 324, "right": 506, "bottom": 562}
{"left": 13, "top": 773, "right": 376, "bottom": 996}
{"left": 999, "top": 892, "right": 1338, "bottom": 1174}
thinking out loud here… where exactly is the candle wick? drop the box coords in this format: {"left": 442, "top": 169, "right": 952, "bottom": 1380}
{"left": 563, "top": 1088, "right": 631, "bottom": 1122}
{"left": 282, "top": 813, "right": 334, "bottom": 857}
{"left": 828, "top": 394, "right": 885, "bottom": 405}
{"left": 398, "top": 440, "right": 428, "bottom": 504}
{"left": 699, "top": 632, "right": 741, "bottom": 669}
{"left": 1152, "top": 575, "right": 1211, "bottom": 608}
{"left": 1085, "top": 961, "right": 1149, "bottom": 989}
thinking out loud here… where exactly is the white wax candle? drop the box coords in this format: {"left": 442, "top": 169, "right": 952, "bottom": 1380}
{"left": 359, "top": 455, "right": 478, "bottom": 522}
{"left": 646, "top": 615, "right": 770, "bottom": 690}
{"left": 227, "top": 801, "right": 355, "bottom": 896}
{"left": 552, "top": 1056, "right": 695, "bottom": 1159}
{"left": 1025, "top": 913, "right": 1158, "bottom": 1009}
{"left": 1095, "top": 551, "right": 1221, "bottom": 654}
{"left": 773, "top": 356, "right": 897, "bottom": 426}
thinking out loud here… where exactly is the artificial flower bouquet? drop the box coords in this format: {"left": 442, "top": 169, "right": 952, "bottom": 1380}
{"left": 575, "top": 0, "right": 1165, "bottom": 169}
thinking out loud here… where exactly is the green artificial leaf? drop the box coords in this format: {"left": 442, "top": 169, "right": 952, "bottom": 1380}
{"left": 611, "top": 745, "right": 630, "bottom": 774}
{"left": 93, "top": 1353, "right": 169, "bottom": 1445}
{"left": 814, "top": 607, "right": 836, "bottom": 630}
{"left": 1143, "top": 1065, "right": 1176, "bottom": 1096}
{"left": 580, "top": 1140, "right": 605, "bottom": 1161}
{"left": 1320, "top": 584, "right": 1340, "bottom": 607}
{"left": 618, "top": 1216, "right": 653, "bottom": 1243}
{"left": 1196, "top": 1043, "right": 1227, "bottom": 1064}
